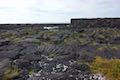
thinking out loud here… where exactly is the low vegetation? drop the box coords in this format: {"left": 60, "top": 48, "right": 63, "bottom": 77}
{"left": 90, "top": 56, "right": 120, "bottom": 80}
{"left": 3, "top": 65, "right": 19, "bottom": 80}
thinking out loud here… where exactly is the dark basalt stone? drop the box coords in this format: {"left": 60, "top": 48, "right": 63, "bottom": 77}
{"left": 0, "top": 40, "right": 10, "bottom": 46}
{"left": 110, "top": 37, "right": 120, "bottom": 44}
{"left": 71, "top": 63, "right": 90, "bottom": 72}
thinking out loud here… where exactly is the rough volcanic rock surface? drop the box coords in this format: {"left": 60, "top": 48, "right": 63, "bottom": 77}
{"left": 0, "top": 27, "right": 119, "bottom": 80}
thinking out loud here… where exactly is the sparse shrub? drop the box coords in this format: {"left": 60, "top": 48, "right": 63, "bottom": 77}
{"left": 3, "top": 65, "right": 19, "bottom": 80}
{"left": 48, "top": 53, "right": 57, "bottom": 58}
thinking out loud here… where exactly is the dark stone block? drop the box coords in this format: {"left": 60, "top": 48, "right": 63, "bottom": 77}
{"left": 71, "top": 18, "right": 120, "bottom": 28}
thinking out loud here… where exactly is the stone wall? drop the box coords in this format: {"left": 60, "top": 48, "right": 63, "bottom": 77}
{"left": 0, "top": 24, "right": 41, "bottom": 30}
{"left": 71, "top": 18, "right": 120, "bottom": 28}
{"left": 0, "top": 24, "right": 70, "bottom": 30}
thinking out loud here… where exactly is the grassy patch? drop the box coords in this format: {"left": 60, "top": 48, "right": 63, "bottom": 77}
{"left": 90, "top": 56, "right": 120, "bottom": 80}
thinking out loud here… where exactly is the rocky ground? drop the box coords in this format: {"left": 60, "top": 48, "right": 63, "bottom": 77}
{"left": 0, "top": 27, "right": 120, "bottom": 80}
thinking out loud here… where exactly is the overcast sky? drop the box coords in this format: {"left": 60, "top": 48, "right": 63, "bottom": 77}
{"left": 0, "top": 0, "right": 120, "bottom": 23}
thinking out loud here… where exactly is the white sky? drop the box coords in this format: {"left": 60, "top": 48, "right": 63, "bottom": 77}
{"left": 0, "top": 0, "right": 120, "bottom": 23}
